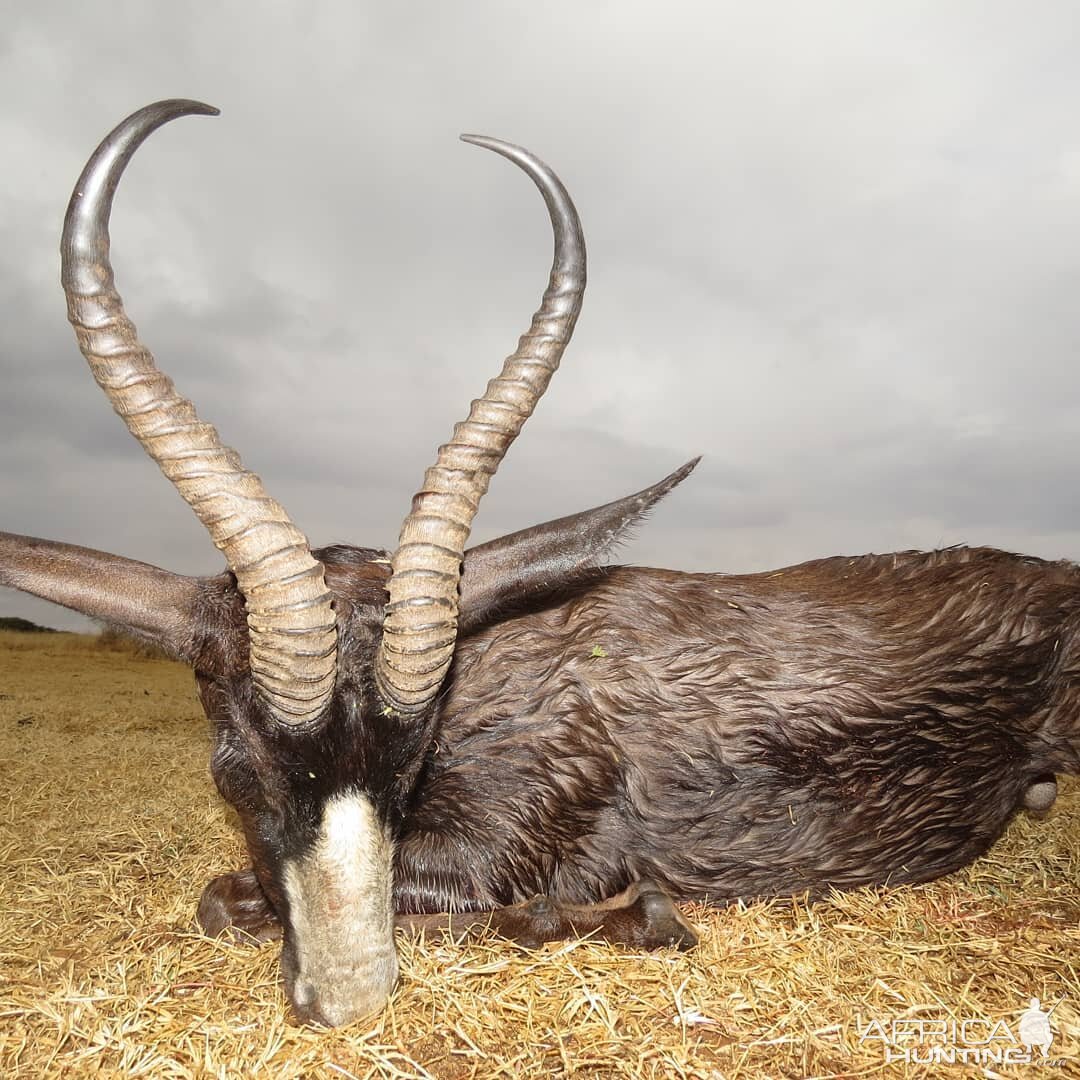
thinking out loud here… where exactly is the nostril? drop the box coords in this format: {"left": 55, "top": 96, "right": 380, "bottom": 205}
{"left": 291, "top": 997, "right": 333, "bottom": 1028}
{"left": 289, "top": 989, "right": 334, "bottom": 1023}
{"left": 291, "top": 978, "right": 315, "bottom": 1007}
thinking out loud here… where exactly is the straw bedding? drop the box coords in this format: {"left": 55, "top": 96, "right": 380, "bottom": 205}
{"left": 2, "top": 629, "right": 1077, "bottom": 1077}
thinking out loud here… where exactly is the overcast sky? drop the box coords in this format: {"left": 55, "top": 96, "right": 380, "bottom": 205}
{"left": 4, "top": 3, "right": 1080, "bottom": 631}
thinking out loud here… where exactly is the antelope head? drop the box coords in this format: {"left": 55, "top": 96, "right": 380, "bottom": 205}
{"left": 2, "top": 99, "right": 590, "bottom": 1025}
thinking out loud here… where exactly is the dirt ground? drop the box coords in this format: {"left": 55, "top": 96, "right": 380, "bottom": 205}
{"left": 1, "top": 628, "right": 1077, "bottom": 1078}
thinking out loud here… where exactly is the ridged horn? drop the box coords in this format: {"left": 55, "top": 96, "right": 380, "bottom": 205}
{"left": 61, "top": 100, "right": 337, "bottom": 725}
{"left": 375, "top": 135, "right": 586, "bottom": 713}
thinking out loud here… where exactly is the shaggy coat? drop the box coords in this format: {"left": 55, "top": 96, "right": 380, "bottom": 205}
{"left": 192, "top": 543, "right": 1080, "bottom": 917}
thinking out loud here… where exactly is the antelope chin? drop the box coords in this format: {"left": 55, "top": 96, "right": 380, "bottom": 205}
{"left": 281, "top": 792, "right": 398, "bottom": 1027}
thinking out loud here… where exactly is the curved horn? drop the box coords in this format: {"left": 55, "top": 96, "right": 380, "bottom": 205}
{"left": 61, "top": 100, "right": 336, "bottom": 725}
{"left": 375, "top": 136, "right": 586, "bottom": 713}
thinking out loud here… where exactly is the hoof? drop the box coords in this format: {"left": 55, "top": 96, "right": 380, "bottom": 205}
{"left": 525, "top": 894, "right": 556, "bottom": 916}
{"left": 635, "top": 879, "right": 699, "bottom": 951}
{"left": 197, "top": 869, "right": 282, "bottom": 944}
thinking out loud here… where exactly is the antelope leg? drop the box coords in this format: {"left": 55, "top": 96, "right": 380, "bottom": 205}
{"left": 197, "top": 869, "right": 282, "bottom": 944}
{"left": 396, "top": 879, "right": 698, "bottom": 950}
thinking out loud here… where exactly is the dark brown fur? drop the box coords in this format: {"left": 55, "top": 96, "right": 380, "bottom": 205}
{"left": 189, "top": 542, "right": 1080, "bottom": 933}
{"left": 14, "top": 493, "right": 1078, "bottom": 1013}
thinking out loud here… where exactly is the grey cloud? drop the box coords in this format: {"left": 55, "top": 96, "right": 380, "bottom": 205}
{"left": 5, "top": 2, "right": 1080, "bottom": 632}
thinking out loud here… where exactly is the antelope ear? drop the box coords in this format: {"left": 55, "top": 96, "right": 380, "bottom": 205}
{"left": 459, "top": 458, "right": 699, "bottom": 633}
{"left": 0, "top": 532, "right": 202, "bottom": 661}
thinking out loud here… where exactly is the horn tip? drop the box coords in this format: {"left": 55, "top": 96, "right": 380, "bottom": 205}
{"left": 460, "top": 133, "right": 501, "bottom": 151}
{"left": 177, "top": 99, "right": 220, "bottom": 118}
{"left": 143, "top": 98, "right": 220, "bottom": 120}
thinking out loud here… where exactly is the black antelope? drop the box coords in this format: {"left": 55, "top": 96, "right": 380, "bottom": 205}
{"left": 2, "top": 101, "right": 1076, "bottom": 1027}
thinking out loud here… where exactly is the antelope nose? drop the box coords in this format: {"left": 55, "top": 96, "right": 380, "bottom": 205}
{"left": 290, "top": 990, "right": 393, "bottom": 1029}
{"left": 288, "top": 970, "right": 398, "bottom": 1028}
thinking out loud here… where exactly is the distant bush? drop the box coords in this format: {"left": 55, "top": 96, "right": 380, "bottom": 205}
{"left": 0, "top": 617, "right": 56, "bottom": 633}
{"left": 95, "top": 626, "right": 172, "bottom": 661}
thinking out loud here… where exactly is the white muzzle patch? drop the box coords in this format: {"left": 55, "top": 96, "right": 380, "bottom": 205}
{"left": 282, "top": 791, "right": 398, "bottom": 1026}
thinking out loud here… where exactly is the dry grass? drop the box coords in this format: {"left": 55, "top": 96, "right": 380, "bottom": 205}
{"left": 93, "top": 626, "right": 173, "bottom": 661}
{"left": 1, "top": 627, "right": 1078, "bottom": 1078}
